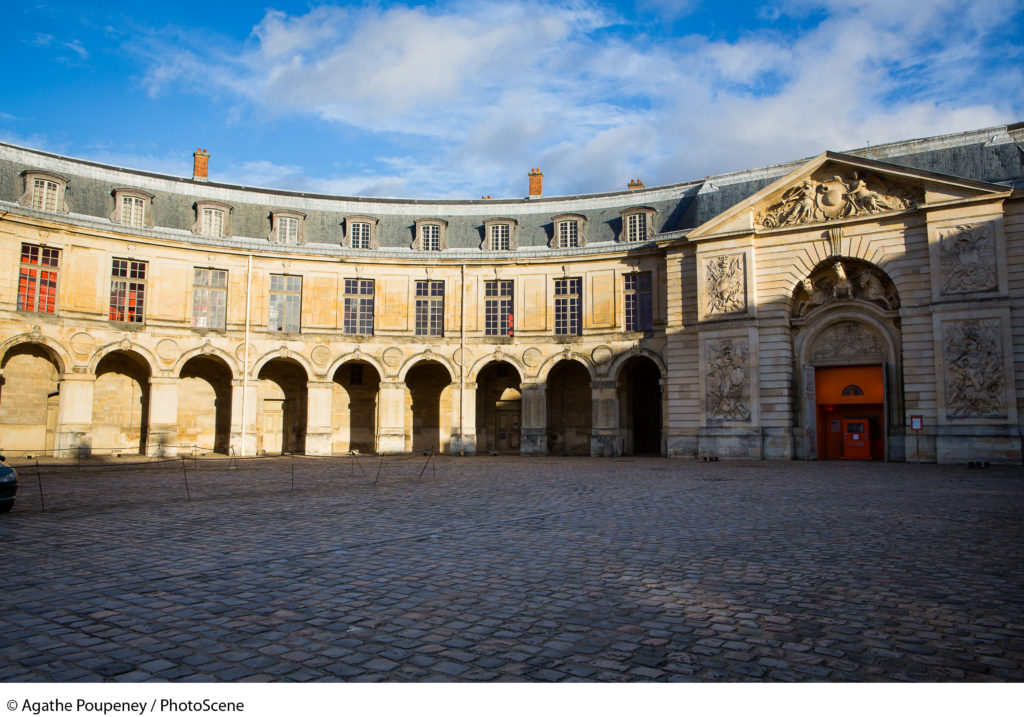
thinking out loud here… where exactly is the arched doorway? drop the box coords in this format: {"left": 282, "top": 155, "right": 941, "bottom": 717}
{"left": 405, "top": 362, "right": 453, "bottom": 453}
{"left": 178, "top": 356, "right": 232, "bottom": 454}
{"left": 476, "top": 361, "right": 522, "bottom": 454}
{"left": 618, "top": 356, "right": 662, "bottom": 455}
{"left": 332, "top": 361, "right": 380, "bottom": 454}
{"left": 546, "top": 360, "right": 592, "bottom": 455}
{"left": 93, "top": 350, "right": 150, "bottom": 455}
{"left": 0, "top": 343, "right": 61, "bottom": 456}
{"left": 258, "top": 359, "right": 307, "bottom": 454}
{"left": 792, "top": 257, "right": 902, "bottom": 461}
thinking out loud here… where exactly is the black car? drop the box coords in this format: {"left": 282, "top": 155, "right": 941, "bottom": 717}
{"left": 0, "top": 457, "right": 17, "bottom": 513}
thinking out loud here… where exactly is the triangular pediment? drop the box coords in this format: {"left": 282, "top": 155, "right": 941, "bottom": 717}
{"left": 686, "top": 151, "right": 1012, "bottom": 241}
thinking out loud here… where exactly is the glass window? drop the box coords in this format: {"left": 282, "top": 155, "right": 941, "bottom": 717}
{"left": 31, "top": 179, "right": 58, "bottom": 212}
{"left": 422, "top": 224, "right": 441, "bottom": 251}
{"left": 415, "top": 280, "right": 444, "bottom": 336}
{"left": 120, "top": 195, "right": 146, "bottom": 227}
{"left": 200, "top": 208, "right": 225, "bottom": 238}
{"left": 490, "top": 223, "right": 510, "bottom": 251}
{"left": 109, "top": 259, "right": 147, "bottom": 322}
{"left": 554, "top": 277, "right": 582, "bottom": 335}
{"left": 269, "top": 274, "right": 302, "bottom": 332}
{"left": 192, "top": 268, "right": 228, "bottom": 329}
{"left": 351, "top": 222, "right": 371, "bottom": 249}
{"left": 625, "top": 272, "right": 653, "bottom": 331}
{"left": 558, "top": 220, "right": 579, "bottom": 248}
{"left": 485, "top": 280, "right": 513, "bottom": 336}
{"left": 343, "top": 278, "right": 374, "bottom": 335}
{"left": 626, "top": 213, "right": 647, "bottom": 242}
{"left": 279, "top": 216, "right": 299, "bottom": 245}
{"left": 18, "top": 244, "right": 60, "bottom": 314}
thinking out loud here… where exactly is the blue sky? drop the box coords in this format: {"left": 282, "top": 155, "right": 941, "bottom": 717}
{"left": 4, "top": 0, "right": 1022, "bottom": 198}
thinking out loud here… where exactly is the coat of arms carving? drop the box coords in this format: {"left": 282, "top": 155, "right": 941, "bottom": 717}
{"left": 756, "top": 171, "right": 918, "bottom": 229}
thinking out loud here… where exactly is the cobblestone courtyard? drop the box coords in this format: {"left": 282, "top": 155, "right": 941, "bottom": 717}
{"left": 2, "top": 455, "right": 1023, "bottom": 682}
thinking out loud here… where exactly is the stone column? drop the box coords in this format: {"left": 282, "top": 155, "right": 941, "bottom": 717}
{"left": 450, "top": 381, "right": 477, "bottom": 455}
{"left": 377, "top": 379, "right": 407, "bottom": 454}
{"left": 229, "top": 378, "right": 259, "bottom": 457}
{"left": 520, "top": 381, "right": 547, "bottom": 456}
{"left": 146, "top": 376, "right": 180, "bottom": 457}
{"left": 591, "top": 379, "right": 620, "bottom": 457}
{"left": 305, "top": 380, "right": 334, "bottom": 456}
{"left": 54, "top": 371, "right": 95, "bottom": 458}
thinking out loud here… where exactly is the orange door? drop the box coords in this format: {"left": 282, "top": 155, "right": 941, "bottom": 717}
{"left": 841, "top": 419, "right": 871, "bottom": 459}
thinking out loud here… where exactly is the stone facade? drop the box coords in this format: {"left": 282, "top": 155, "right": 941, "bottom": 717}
{"left": 2, "top": 123, "right": 1023, "bottom": 463}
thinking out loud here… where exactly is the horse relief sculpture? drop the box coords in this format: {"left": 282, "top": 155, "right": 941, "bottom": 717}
{"left": 792, "top": 260, "right": 899, "bottom": 317}
{"left": 704, "top": 254, "right": 746, "bottom": 315}
{"left": 756, "top": 172, "right": 918, "bottom": 229}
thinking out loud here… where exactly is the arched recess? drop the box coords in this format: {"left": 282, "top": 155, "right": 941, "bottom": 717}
{"left": 0, "top": 343, "right": 62, "bottom": 455}
{"left": 467, "top": 352, "right": 526, "bottom": 384}
{"left": 616, "top": 355, "right": 663, "bottom": 455}
{"left": 535, "top": 351, "right": 597, "bottom": 384}
{"left": 178, "top": 355, "right": 233, "bottom": 454}
{"left": 404, "top": 360, "right": 453, "bottom": 453}
{"left": 475, "top": 360, "right": 523, "bottom": 454}
{"left": 250, "top": 350, "right": 314, "bottom": 383}
{"left": 93, "top": 350, "right": 151, "bottom": 455}
{"left": 546, "top": 359, "right": 592, "bottom": 456}
{"left": 397, "top": 351, "right": 458, "bottom": 383}
{"left": 172, "top": 346, "right": 238, "bottom": 378}
{"left": 258, "top": 358, "right": 308, "bottom": 454}
{"left": 792, "top": 258, "right": 903, "bottom": 461}
{"left": 331, "top": 360, "right": 381, "bottom": 454}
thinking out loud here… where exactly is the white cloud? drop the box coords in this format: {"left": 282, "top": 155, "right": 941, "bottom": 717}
{"left": 131, "top": 0, "right": 1023, "bottom": 197}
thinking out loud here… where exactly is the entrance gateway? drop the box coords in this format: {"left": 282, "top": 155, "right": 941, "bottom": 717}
{"left": 814, "top": 365, "right": 884, "bottom": 460}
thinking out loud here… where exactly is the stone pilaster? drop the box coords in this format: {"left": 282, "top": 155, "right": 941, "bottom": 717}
{"left": 55, "top": 371, "right": 95, "bottom": 458}
{"left": 377, "top": 379, "right": 407, "bottom": 454}
{"left": 148, "top": 376, "right": 179, "bottom": 457}
{"left": 229, "top": 378, "right": 259, "bottom": 457}
{"left": 590, "top": 379, "right": 619, "bottom": 457}
{"left": 305, "top": 380, "right": 334, "bottom": 456}
{"left": 520, "top": 381, "right": 547, "bottom": 456}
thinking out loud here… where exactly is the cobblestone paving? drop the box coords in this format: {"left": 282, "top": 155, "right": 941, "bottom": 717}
{"left": 2, "top": 455, "right": 1023, "bottom": 682}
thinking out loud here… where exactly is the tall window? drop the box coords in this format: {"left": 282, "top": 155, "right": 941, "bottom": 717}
{"left": 110, "top": 259, "right": 147, "bottom": 323}
{"left": 490, "top": 223, "right": 510, "bottom": 251}
{"left": 415, "top": 280, "right": 444, "bottom": 336}
{"left": 422, "top": 224, "right": 441, "bottom": 251}
{"left": 279, "top": 216, "right": 299, "bottom": 245}
{"left": 351, "top": 222, "right": 371, "bottom": 249}
{"left": 269, "top": 275, "right": 302, "bottom": 332}
{"left": 626, "top": 213, "right": 647, "bottom": 242}
{"left": 343, "top": 278, "right": 374, "bottom": 335}
{"left": 554, "top": 277, "right": 582, "bottom": 335}
{"left": 625, "top": 272, "right": 653, "bottom": 331}
{"left": 192, "top": 268, "right": 228, "bottom": 329}
{"left": 120, "top": 195, "right": 146, "bottom": 227}
{"left": 18, "top": 244, "right": 59, "bottom": 314}
{"left": 485, "top": 280, "right": 514, "bottom": 336}
{"left": 32, "top": 179, "right": 59, "bottom": 212}
{"left": 200, "top": 207, "right": 225, "bottom": 238}
{"left": 558, "top": 220, "right": 579, "bottom": 248}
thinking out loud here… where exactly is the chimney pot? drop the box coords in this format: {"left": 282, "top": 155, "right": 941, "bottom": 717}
{"left": 627, "top": 178, "right": 645, "bottom": 191}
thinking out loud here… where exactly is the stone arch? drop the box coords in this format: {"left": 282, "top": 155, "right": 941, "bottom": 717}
{"left": 172, "top": 345, "right": 238, "bottom": 378}
{"left": 0, "top": 335, "right": 69, "bottom": 376}
{"left": 257, "top": 357, "right": 309, "bottom": 454}
{"left": 545, "top": 358, "right": 593, "bottom": 456}
{"left": 397, "top": 351, "right": 458, "bottom": 382}
{"left": 609, "top": 347, "right": 666, "bottom": 382}
{"left": 178, "top": 354, "right": 233, "bottom": 454}
{"left": 403, "top": 359, "right": 455, "bottom": 453}
{"left": 330, "top": 357, "right": 382, "bottom": 454}
{"left": 0, "top": 341, "right": 64, "bottom": 455}
{"left": 790, "top": 256, "right": 900, "bottom": 320}
{"left": 616, "top": 354, "right": 664, "bottom": 455}
{"left": 475, "top": 359, "right": 524, "bottom": 454}
{"left": 326, "top": 352, "right": 387, "bottom": 384}
{"left": 468, "top": 352, "right": 525, "bottom": 383}
{"left": 89, "top": 343, "right": 158, "bottom": 377}
{"left": 250, "top": 349, "right": 313, "bottom": 382}
{"left": 92, "top": 349, "right": 152, "bottom": 455}
{"left": 535, "top": 351, "right": 597, "bottom": 384}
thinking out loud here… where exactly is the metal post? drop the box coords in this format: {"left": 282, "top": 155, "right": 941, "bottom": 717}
{"left": 35, "top": 458, "right": 45, "bottom": 512}
{"left": 180, "top": 456, "right": 192, "bottom": 503}
{"left": 290, "top": 452, "right": 295, "bottom": 492}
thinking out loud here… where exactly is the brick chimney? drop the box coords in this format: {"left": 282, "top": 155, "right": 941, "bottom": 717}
{"left": 528, "top": 168, "right": 543, "bottom": 198}
{"left": 193, "top": 148, "right": 209, "bottom": 182}
{"left": 627, "top": 178, "right": 645, "bottom": 191}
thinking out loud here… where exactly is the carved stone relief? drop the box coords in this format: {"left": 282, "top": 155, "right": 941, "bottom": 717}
{"left": 792, "top": 259, "right": 899, "bottom": 318}
{"left": 938, "top": 223, "right": 997, "bottom": 295}
{"left": 704, "top": 254, "right": 746, "bottom": 316}
{"left": 809, "top": 321, "right": 886, "bottom": 363}
{"left": 942, "top": 319, "right": 1006, "bottom": 418}
{"left": 756, "top": 171, "right": 919, "bottom": 229}
{"left": 705, "top": 338, "right": 751, "bottom": 422}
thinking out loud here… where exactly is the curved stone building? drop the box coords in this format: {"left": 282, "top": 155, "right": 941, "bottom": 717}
{"left": 2, "top": 122, "right": 1023, "bottom": 462}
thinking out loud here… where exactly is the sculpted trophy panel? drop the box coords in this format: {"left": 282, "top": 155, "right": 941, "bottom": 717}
{"left": 704, "top": 337, "right": 751, "bottom": 423}
{"left": 703, "top": 253, "right": 746, "bottom": 317}
{"left": 942, "top": 318, "right": 1006, "bottom": 419}
{"left": 938, "top": 223, "right": 998, "bottom": 295}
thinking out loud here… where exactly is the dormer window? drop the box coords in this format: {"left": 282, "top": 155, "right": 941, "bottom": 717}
{"left": 18, "top": 171, "right": 69, "bottom": 214}
{"left": 270, "top": 210, "right": 306, "bottom": 246}
{"left": 483, "top": 218, "right": 518, "bottom": 251}
{"left": 192, "top": 200, "right": 233, "bottom": 238}
{"left": 110, "top": 188, "right": 155, "bottom": 228}
{"left": 620, "top": 207, "right": 656, "bottom": 242}
{"left": 414, "top": 219, "right": 448, "bottom": 251}
{"left": 551, "top": 214, "right": 587, "bottom": 248}
{"left": 345, "top": 216, "right": 379, "bottom": 249}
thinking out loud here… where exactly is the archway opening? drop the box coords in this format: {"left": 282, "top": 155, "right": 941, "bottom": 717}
{"left": 476, "top": 361, "right": 522, "bottom": 454}
{"left": 815, "top": 365, "right": 885, "bottom": 460}
{"left": 332, "top": 361, "right": 381, "bottom": 454}
{"left": 178, "top": 356, "right": 232, "bottom": 454}
{"left": 93, "top": 350, "right": 150, "bottom": 455}
{"left": 618, "top": 356, "right": 662, "bottom": 455}
{"left": 546, "top": 360, "right": 592, "bottom": 456}
{"left": 0, "top": 343, "right": 61, "bottom": 456}
{"left": 258, "top": 359, "right": 307, "bottom": 454}
{"left": 405, "top": 362, "right": 453, "bottom": 453}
